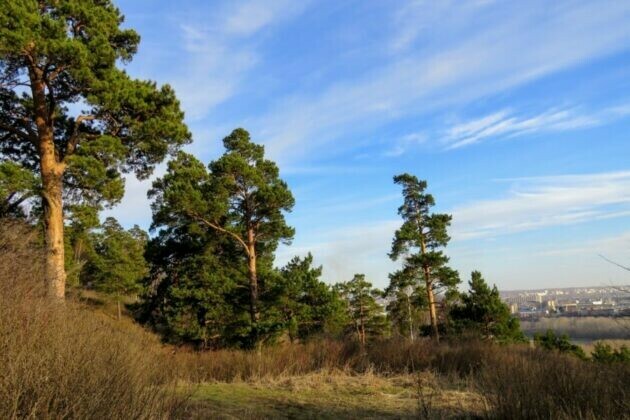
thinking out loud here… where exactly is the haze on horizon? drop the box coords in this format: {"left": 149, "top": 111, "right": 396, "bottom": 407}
{"left": 105, "top": 0, "right": 630, "bottom": 291}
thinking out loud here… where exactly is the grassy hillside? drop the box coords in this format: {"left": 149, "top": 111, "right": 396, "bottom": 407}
{"left": 1, "top": 222, "right": 629, "bottom": 419}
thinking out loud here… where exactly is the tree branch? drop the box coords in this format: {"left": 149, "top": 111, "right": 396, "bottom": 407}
{"left": 45, "top": 64, "right": 66, "bottom": 83}
{"left": 190, "top": 212, "right": 250, "bottom": 256}
{"left": 64, "top": 114, "right": 95, "bottom": 160}
{"left": 0, "top": 122, "right": 37, "bottom": 145}
{"left": 599, "top": 254, "right": 630, "bottom": 272}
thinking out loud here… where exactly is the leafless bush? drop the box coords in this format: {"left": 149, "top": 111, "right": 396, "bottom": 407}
{"left": 479, "top": 346, "right": 629, "bottom": 419}
{"left": 0, "top": 220, "right": 183, "bottom": 419}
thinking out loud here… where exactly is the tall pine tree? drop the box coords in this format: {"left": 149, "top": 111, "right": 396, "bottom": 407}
{"left": 148, "top": 129, "right": 294, "bottom": 346}
{"left": 389, "top": 174, "right": 460, "bottom": 342}
{"left": 0, "top": 1, "right": 190, "bottom": 297}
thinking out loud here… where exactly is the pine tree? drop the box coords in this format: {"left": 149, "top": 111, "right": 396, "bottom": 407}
{"left": 385, "top": 269, "right": 427, "bottom": 341}
{"left": 389, "top": 174, "right": 460, "bottom": 342}
{"left": 450, "top": 271, "right": 525, "bottom": 343}
{"left": 148, "top": 130, "right": 294, "bottom": 346}
{"left": 276, "top": 253, "right": 347, "bottom": 341}
{"left": 144, "top": 151, "right": 244, "bottom": 347}
{"left": 85, "top": 217, "right": 149, "bottom": 319}
{"left": 0, "top": 1, "right": 190, "bottom": 298}
{"left": 64, "top": 204, "right": 99, "bottom": 286}
{"left": 336, "top": 274, "right": 388, "bottom": 345}
{"left": 142, "top": 226, "right": 243, "bottom": 348}
{"left": 0, "top": 161, "right": 38, "bottom": 219}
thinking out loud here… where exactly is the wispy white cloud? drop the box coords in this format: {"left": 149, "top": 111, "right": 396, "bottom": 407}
{"left": 452, "top": 171, "right": 630, "bottom": 240}
{"left": 534, "top": 230, "right": 630, "bottom": 258}
{"left": 222, "top": 0, "right": 309, "bottom": 36}
{"left": 164, "top": 0, "right": 311, "bottom": 121}
{"left": 443, "top": 105, "right": 630, "bottom": 149}
{"left": 389, "top": 0, "right": 497, "bottom": 53}
{"left": 384, "top": 132, "right": 427, "bottom": 157}
{"left": 173, "top": 24, "right": 258, "bottom": 120}
{"left": 257, "top": 0, "right": 630, "bottom": 163}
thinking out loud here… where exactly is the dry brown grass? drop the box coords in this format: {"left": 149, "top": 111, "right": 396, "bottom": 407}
{"left": 180, "top": 371, "right": 486, "bottom": 419}
{"left": 171, "top": 337, "right": 630, "bottom": 419}
{"left": 474, "top": 344, "right": 629, "bottom": 419}
{"left": 0, "top": 221, "right": 184, "bottom": 419}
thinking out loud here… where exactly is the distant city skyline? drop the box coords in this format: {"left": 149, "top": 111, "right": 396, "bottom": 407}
{"left": 105, "top": 0, "right": 630, "bottom": 290}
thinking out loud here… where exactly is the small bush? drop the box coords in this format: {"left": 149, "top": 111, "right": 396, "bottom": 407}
{"left": 534, "top": 329, "right": 587, "bottom": 359}
{"left": 591, "top": 341, "right": 630, "bottom": 364}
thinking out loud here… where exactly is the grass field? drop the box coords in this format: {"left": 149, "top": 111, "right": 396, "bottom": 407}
{"left": 180, "top": 372, "right": 486, "bottom": 419}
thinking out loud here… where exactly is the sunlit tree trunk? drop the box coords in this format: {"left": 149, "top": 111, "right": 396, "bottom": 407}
{"left": 30, "top": 68, "right": 66, "bottom": 299}
{"left": 247, "top": 228, "right": 260, "bottom": 325}
{"left": 359, "top": 297, "right": 366, "bottom": 345}
{"left": 420, "top": 238, "right": 439, "bottom": 342}
{"left": 406, "top": 291, "right": 415, "bottom": 342}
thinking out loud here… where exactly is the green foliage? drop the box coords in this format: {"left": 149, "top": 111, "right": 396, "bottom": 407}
{"left": 0, "top": 0, "right": 190, "bottom": 203}
{"left": 0, "top": 161, "right": 38, "bottom": 218}
{"left": 449, "top": 271, "right": 525, "bottom": 343}
{"left": 84, "top": 217, "right": 148, "bottom": 298}
{"left": 534, "top": 330, "right": 587, "bottom": 360}
{"left": 336, "top": 274, "right": 389, "bottom": 343}
{"left": 591, "top": 342, "right": 630, "bottom": 364}
{"left": 150, "top": 130, "right": 294, "bottom": 250}
{"left": 275, "top": 254, "right": 348, "bottom": 341}
{"left": 142, "top": 229, "right": 244, "bottom": 348}
{"left": 389, "top": 174, "right": 460, "bottom": 339}
{"left": 0, "top": 2, "right": 190, "bottom": 294}
{"left": 145, "top": 132, "right": 294, "bottom": 347}
{"left": 384, "top": 270, "right": 427, "bottom": 339}
{"left": 209, "top": 128, "right": 295, "bottom": 247}
{"left": 144, "top": 151, "right": 252, "bottom": 347}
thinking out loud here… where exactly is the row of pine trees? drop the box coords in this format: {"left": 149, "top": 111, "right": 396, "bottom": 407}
{"left": 1, "top": 127, "right": 524, "bottom": 349}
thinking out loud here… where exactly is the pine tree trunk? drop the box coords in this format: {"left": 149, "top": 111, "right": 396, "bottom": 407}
{"left": 31, "top": 69, "right": 66, "bottom": 299}
{"left": 426, "top": 282, "right": 439, "bottom": 342}
{"left": 248, "top": 252, "right": 259, "bottom": 323}
{"left": 420, "top": 238, "right": 439, "bottom": 342}
{"left": 407, "top": 292, "right": 414, "bottom": 342}
{"left": 41, "top": 168, "right": 66, "bottom": 299}
{"left": 359, "top": 299, "right": 366, "bottom": 345}
{"left": 247, "top": 229, "right": 260, "bottom": 328}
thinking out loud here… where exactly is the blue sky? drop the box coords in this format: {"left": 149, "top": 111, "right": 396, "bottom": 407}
{"left": 106, "top": 0, "right": 630, "bottom": 290}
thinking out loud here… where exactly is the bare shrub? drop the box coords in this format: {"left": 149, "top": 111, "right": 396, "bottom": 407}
{"left": 478, "top": 347, "right": 630, "bottom": 419}
{"left": 171, "top": 339, "right": 356, "bottom": 382}
{"left": 0, "top": 221, "right": 183, "bottom": 419}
